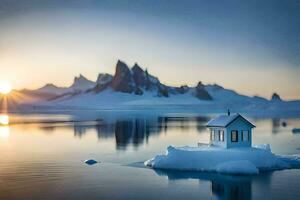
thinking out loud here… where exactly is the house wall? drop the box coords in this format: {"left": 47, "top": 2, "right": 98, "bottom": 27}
{"left": 210, "top": 128, "right": 227, "bottom": 148}
{"left": 226, "top": 117, "right": 252, "bottom": 148}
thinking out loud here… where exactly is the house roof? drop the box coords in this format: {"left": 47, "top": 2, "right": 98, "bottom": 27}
{"left": 206, "top": 113, "right": 256, "bottom": 128}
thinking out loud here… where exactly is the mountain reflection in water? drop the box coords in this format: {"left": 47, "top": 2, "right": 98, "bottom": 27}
{"left": 1, "top": 113, "right": 300, "bottom": 200}
{"left": 39, "top": 116, "right": 209, "bottom": 150}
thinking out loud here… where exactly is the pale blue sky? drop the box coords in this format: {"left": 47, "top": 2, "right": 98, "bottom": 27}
{"left": 0, "top": 0, "right": 299, "bottom": 99}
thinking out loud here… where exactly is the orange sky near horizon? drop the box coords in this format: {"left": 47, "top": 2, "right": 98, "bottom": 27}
{"left": 1, "top": 59, "right": 299, "bottom": 100}
{"left": 0, "top": 2, "right": 299, "bottom": 100}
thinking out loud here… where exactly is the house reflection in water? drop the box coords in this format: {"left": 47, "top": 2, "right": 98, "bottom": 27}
{"left": 211, "top": 180, "right": 251, "bottom": 200}
{"left": 154, "top": 169, "right": 255, "bottom": 200}
{"left": 70, "top": 116, "right": 209, "bottom": 150}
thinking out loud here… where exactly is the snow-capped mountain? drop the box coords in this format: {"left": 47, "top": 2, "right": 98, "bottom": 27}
{"left": 96, "top": 73, "right": 113, "bottom": 85}
{"left": 33, "top": 84, "right": 68, "bottom": 95}
{"left": 70, "top": 74, "right": 95, "bottom": 92}
{"left": 204, "top": 84, "right": 268, "bottom": 103}
{"left": 47, "top": 60, "right": 215, "bottom": 102}
{"left": 13, "top": 59, "right": 300, "bottom": 117}
{"left": 19, "top": 74, "right": 96, "bottom": 101}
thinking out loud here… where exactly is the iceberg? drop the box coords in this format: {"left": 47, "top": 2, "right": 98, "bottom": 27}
{"left": 144, "top": 145, "right": 300, "bottom": 175}
{"left": 216, "top": 160, "right": 259, "bottom": 175}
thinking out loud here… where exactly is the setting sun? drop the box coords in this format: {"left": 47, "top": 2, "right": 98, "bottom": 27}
{"left": 0, "top": 81, "right": 12, "bottom": 94}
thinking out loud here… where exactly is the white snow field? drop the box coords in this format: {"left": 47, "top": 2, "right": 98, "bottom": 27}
{"left": 144, "top": 145, "right": 300, "bottom": 175}
{"left": 31, "top": 88, "right": 300, "bottom": 117}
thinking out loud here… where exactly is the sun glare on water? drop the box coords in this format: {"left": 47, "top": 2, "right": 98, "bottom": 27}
{"left": 0, "top": 81, "right": 12, "bottom": 95}
{"left": 0, "top": 115, "right": 9, "bottom": 125}
{"left": 0, "top": 126, "right": 9, "bottom": 138}
{"left": 0, "top": 115, "right": 9, "bottom": 138}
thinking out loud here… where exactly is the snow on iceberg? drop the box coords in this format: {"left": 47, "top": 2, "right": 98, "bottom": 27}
{"left": 216, "top": 160, "right": 259, "bottom": 175}
{"left": 144, "top": 145, "right": 300, "bottom": 175}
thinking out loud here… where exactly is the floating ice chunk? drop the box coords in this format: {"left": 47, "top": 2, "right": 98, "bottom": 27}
{"left": 145, "top": 145, "right": 300, "bottom": 175}
{"left": 277, "top": 154, "right": 300, "bottom": 168}
{"left": 254, "top": 144, "right": 271, "bottom": 152}
{"left": 85, "top": 159, "right": 98, "bottom": 165}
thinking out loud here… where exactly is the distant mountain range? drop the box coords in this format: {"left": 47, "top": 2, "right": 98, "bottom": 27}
{"left": 2, "top": 60, "right": 300, "bottom": 116}
{"left": 14, "top": 60, "right": 213, "bottom": 102}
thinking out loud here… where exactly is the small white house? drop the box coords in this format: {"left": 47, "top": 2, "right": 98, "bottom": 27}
{"left": 206, "top": 113, "right": 255, "bottom": 148}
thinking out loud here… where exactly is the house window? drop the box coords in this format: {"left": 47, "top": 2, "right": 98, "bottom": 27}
{"left": 211, "top": 130, "right": 214, "bottom": 141}
{"left": 214, "top": 130, "right": 219, "bottom": 141}
{"left": 242, "top": 130, "right": 249, "bottom": 142}
{"left": 219, "top": 130, "right": 224, "bottom": 141}
{"left": 231, "top": 130, "right": 238, "bottom": 142}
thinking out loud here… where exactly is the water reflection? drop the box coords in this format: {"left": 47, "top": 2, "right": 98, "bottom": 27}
{"left": 272, "top": 118, "right": 280, "bottom": 134}
{"left": 0, "top": 114, "right": 9, "bottom": 138}
{"left": 271, "top": 118, "right": 289, "bottom": 134}
{"left": 41, "top": 116, "right": 209, "bottom": 150}
{"left": 211, "top": 180, "right": 251, "bottom": 200}
{"left": 0, "top": 114, "right": 9, "bottom": 125}
{"left": 0, "top": 126, "right": 9, "bottom": 138}
{"left": 153, "top": 169, "right": 270, "bottom": 200}
{"left": 1, "top": 114, "right": 300, "bottom": 200}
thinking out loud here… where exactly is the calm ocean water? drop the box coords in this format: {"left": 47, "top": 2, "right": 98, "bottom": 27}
{"left": 0, "top": 112, "right": 300, "bottom": 200}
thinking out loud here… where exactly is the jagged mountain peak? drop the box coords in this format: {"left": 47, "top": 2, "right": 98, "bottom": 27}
{"left": 195, "top": 81, "right": 213, "bottom": 100}
{"left": 20, "top": 59, "right": 289, "bottom": 110}
{"left": 96, "top": 73, "right": 113, "bottom": 84}
{"left": 196, "top": 81, "right": 204, "bottom": 87}
{"left": 132, "top": 63, "right": 147, "bottom": 88}
{"left": 111, "top": 60, "right": 134, "bottom": 93}
{"left": 74, "top": 74, "right": 89, "bottom": 82}
{"left": 41, "top": 83, "right": 60, "bottom": 89}
{"left": 71, "top": 74, "right": 95, "bottom": 90}
{"left": 26, "top": 60, "right": 230, "bottom": 103}
{"left": 110, "top": 60, "right": 211, "bottom": 99}
{"left": 132, "top": 62, "right": 143, "bottom": 71}
{"left": 271, "top": 93, "right": 282, "bottom": 101}
{"left": 175, "top": 85, "right": 190, "bottom": 94}
{"left": 109, "top": 60, "right": 167, "bottom": 96}
{"left": 116, "top": 60, "right": 130, "bottom": 70}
